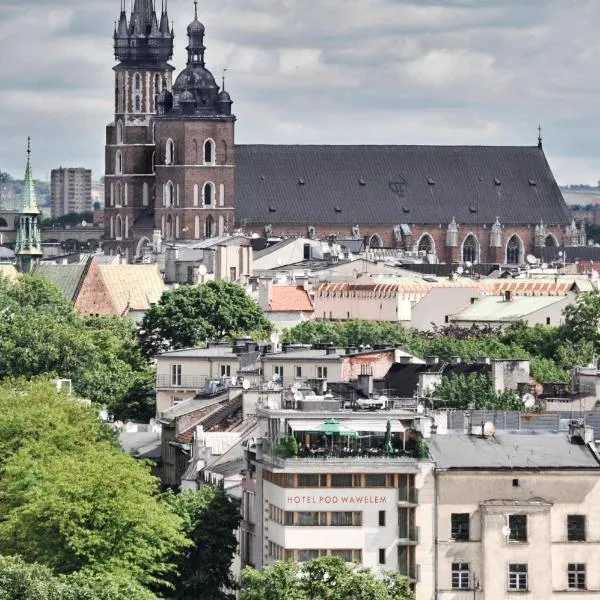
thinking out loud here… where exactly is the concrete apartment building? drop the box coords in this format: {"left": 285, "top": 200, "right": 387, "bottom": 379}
{"left": 50, "top": 167, "right": 92, "bottom": 218}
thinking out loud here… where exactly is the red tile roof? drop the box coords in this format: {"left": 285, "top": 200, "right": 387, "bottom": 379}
{"left": 269, "top": 286, "right": 314, "bottom": 312}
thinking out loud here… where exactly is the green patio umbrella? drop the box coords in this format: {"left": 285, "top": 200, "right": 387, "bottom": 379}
{"left": 310, "top": 419, "right": 358, "bottom": 436}
{"left": 384, "top": 419, "right": 394, "bottom": 455}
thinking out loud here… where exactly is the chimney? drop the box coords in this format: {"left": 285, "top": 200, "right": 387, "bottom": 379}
{"left": 504, "top": 290, "right": 513, "bottom": 302}
{"left": 399, "top": 355, "right": 412, "bottom": 365}
{"left": 425, "top": 356, "right": 440, "bottom": 366}
{"left": 476, "top": 356, "right": 491, "bottom": 365}
{"left": 357, "top": 373, "right": 374, "bottom": 397}
{"left": 470, "top": 297, "right": 479, "bottom": 304}
{"left": 450, "top": 356, "right": 462, "bottom": 365}
{"left": 326, "top": 346, "right": 337, "bottom": 355}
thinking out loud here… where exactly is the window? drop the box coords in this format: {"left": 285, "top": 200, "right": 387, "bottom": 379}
{"left": 116, "top": 120, "right": 124, "bottom": 144}
{"left": 418, "top": 234, "right": 434, "bottom": 254}
{"left": 298, "top": 549, "right": 319, "bottom": 562}
{"left": 230, "top": 267, "right": 237, "bottom": 281}
{"left": 115, "top": 151, "right": 123, "bottom": 175}
{"left": 508, "top": 564, "right": 528, "bottom": 591}
{"left": 378, "top": 549, "right": 386, "bottom": 565}
{"left": 331, "top": 473, "right": 353, "bottom": 488}
{"left": 507, "top": 235, "right": 522, "bottom": 265}
{"left": 512, "top": 478, "right": 519, "bottom": 487}
{"left": 165, "top": 182, "right": 174, "bottom": 207}
{"left": 165, "top": 139, "right": 174, "bottom": 165}
{"left": 317, "top": 366, "right": 328, "bottom": 379}
{"left": 462, "top": 234, "right": 477, "bottom": 263}
{"left": 331, "top": 512, "right": 356, "bottom": 526}
{"left": 297, "top": 512, "right": 319, "bottom": 526}
{"left": 204, "top": 139, "right": 214, "bottom": 164}
{"left": 379, "top": 510, "right": 386, "bottom": 527}
{"left": 567, "top": 515, "right": 586, "bottom": 541}
{"left": 365, "top": 474, "right": 386, "bottom": 487}
{"left": 205, "top": 215, "right": 214, "bottom": 238}
{"left": 331, "top": 549, "right": 354, "bottom": 562}
{"left": 203, "top": 182, "right": 213, "bottom": 206}
{"left": 274, "top": 365, "right": 284, "bottom": 380}
{"left": 568, "top": 564, "right": 586, "bottom": 590}
{"left": 509, "top": 514, "right": 527, "bottom": 542}
{"left": 303, "top": 243, "right": 311, "bottom": 260}
{"left": 295, "top": 366, "right": 302, "bottom": 378}
{"left": 171, "top": 364, "right": 182, "bottom": 386}
{"left": 452, "top": 563, "right": 470, "bottom": 590}
{"left": 297, "top": 474, "right": 319, "bottom": 488}
{"left": 451, "top": 513, "right": 470, "bottom": 541}
{"left": 220, "top": 365, "right": 231, "bottom": 377}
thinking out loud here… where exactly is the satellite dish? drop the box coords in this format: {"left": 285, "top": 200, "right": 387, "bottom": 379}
{"left": 526, "top": 254, "right": 538, "bottom": 265}
{"left": 230, "top": 376, "right": 238, "bottom": 387}
{"left": 558, "top": 251, "right": 564, "bottom": 257}
{"left": 483, "top": 422, "right": 496, "bottom": 437}
{"left": 270, "top": 332, "right": 281, "bottom": 345}
{"left": 522, "top": 393, "right": 535, "bottom": 409}
{"left": 456, "top": 266, "right": 464, "bottom": 275}
{"left": 294, "top": 391, "right": 304, "bottom": 402}
{"left": 198, "top": 264, "right": 208, "bottom": 276}
{"left": 81, "top": 220, "right": 87, "bottom": 227}
{"left": 417, "top": 404, "right": 425, "bottom": 414}
{"left": 541, "top": 263, "right": 548, "bottom": 270}
{"left": 291, "top": 382, "right": 300, "bottom": 393}
{"left": 501, "top": 525, "right": 511, "bottom": 538}
{"left": 242, "top": 379, "right": 251, "bottom": 390}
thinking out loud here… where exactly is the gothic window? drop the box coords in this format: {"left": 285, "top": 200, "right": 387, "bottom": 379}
{"left": 115, "top": 151, "right": 123, "bottom": 175}
{"left": 545, "top": 234, "right": 558, "bottom": 247}
{"left": 507, "top": 235, "right": 523, "bottom": 265}
{"left": 110, "top": 183, "right": 114, "bottom": 207}
{"left": 115, "top": 215, "right": 123, "bottom": 240}
{"left": 204, "top": 139, "right": 215, "bottom": 164}
{"left": 462, "top": 234, "right": 477, "bottom": 264}
{"left": 135, "top": 95, "right": 141, "bottom": 113}
{"left": 203, "top": 182, "right": 214, "bottom": 206}
{"left": 369, "top": 234, "right": 383, "bottom": 248}
{"left": 418, "top": 234, "right": 434, "bottom": 255}
{"left": 165, "top": 139, "right": 174, "bottom": 165}
{"left": 205, "top": 215, "right": 214, "bottom": 238}
{"left": 165, "top": 181, "right": 174, "bottom": 207}
{"left": 134, "top": 73, "right": 142, "bottom": 91}
{"left": 165, "top": 215, "right": 173, "bottom": 240}
{"left": 115, "top": 182, "right": 122, "bottom": 207}
{"left": 116, "top": 120, "right": 124, "bottom": 145}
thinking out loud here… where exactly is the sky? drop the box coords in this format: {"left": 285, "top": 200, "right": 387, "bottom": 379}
{"left": 1, "top": 0, "right": 600, "bottom": 185}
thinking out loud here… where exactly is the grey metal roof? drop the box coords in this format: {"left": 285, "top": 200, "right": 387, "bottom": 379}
{"left": 429, "top": 434, "right": 599, "bottom": 470}
{"left": 158, "top": 346, "right": 236, "bottom": 359}
{"left": 235, "top": 145, "right": 572, "bottom": 226}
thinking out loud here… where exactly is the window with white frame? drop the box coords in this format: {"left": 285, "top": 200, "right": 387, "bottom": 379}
{"left": 508, "top": 514, "right": 527, "bottom": 542}
{"left": 295, "top": 366, "right": 302, "bottom": 378}
{"left": 452, "top": 563, "right": 470, "bottom": 590}
{"left": 568, "top": 564, "right": 586, "bottom": 590}
{"left": 317, "top": 366, "right": 328, "bottom": 379}
{"left": 274, "top": 365, "right": 284, "bottom": 380}
{"left": 220, "top": 364, "right": 231, "bottom": 377}
{"left": 508, "top": 564, "right": 528, "bottom": 591}
{"left": 171, "top": 364, "right": 182, "bottom": 386}
{"left": 204, "top": 139, "right": 215, "bottom": 164}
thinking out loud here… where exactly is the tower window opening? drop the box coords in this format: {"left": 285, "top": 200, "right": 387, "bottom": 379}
{"left": 203, "top": 183, "right": 213, "bottom": 206}
{"left": 204, "top": 140, "right": 215, "bottom": 164}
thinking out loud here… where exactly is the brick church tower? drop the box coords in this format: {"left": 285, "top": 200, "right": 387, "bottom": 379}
{"left": 104, "top": 0, "right": 174, "bottom": 258}
{"left": 153, "top": 1, "right": 236, "bottom": 244}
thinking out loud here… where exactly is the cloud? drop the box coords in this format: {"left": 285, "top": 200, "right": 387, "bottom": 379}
{"left": 0, "top": 0, "right": 599, "bottom": 186}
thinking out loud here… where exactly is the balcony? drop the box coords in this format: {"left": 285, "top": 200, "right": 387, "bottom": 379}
{"left": 398, "top": 489, "right": 419, "bottom": 505}
{"left": 398, "top": 525, "right": 420, "bottom": 544}
{"left": 156, "top": 375, "right": 208, "bottom": 389}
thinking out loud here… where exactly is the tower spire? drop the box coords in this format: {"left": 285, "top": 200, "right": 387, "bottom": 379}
{"left": 538, "top": 124, "right": 543, "bottom": 149}
{"left": 22, "top": 137, "right": 39, "bottom": 212}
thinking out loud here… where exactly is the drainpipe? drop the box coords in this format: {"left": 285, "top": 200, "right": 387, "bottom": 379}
{"left": 434, "top": 468, "right": 440, "bottom": 600}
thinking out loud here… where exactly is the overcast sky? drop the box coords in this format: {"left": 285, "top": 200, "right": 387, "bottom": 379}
{"left": 1, "top": 0, "right": 599, "bottom": 185}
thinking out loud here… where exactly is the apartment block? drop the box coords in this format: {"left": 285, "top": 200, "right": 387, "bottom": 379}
{"left": 50, "top": 167, "right": 92, "bottom": 218}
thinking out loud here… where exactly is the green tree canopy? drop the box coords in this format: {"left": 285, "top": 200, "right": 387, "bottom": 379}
{"left": 240, "top": 557, "right": 414, "bottom": 600}
{"left": 164, "top": 486, "right": 242, "bottom": 599}
{"left": 139, "top": 280, "right": 271, "bottom": 356}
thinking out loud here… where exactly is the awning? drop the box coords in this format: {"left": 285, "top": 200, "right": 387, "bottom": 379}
{"left": 288, "top": 419, "right": 405, "bottom": 434}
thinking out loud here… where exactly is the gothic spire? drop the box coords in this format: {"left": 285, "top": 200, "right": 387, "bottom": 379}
{"left": 21, "top": 137, "right": 39, "bottom": 213}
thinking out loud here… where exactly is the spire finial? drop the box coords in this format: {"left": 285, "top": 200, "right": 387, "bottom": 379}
{"left": 538, "top": 124, "right": 543, "bottom": 149}
{"left": 222, "top": 68, "right": 227, "bottom": 90}
{"left": 194, "top": 0, "right": 198, "bottom": 20}
{"left": 27, "top": 136, "right": 31, "bottom": 156}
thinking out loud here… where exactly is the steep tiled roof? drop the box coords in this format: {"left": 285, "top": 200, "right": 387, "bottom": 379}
{"left": 33, "top": 263, "right": 88, "bottom": 301}
{"left": 98, "top": 265, "right": 164, "bottom": 314}
{"left": 269, "top": 285, "right": 313, "bottom": 312}
{"left": 236, "top": 145, "right": 572, "bottom": 226}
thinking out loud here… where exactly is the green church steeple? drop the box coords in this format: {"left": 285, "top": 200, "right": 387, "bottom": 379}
{"left": 15, "top": 138, "right": 43, "bottom": 273}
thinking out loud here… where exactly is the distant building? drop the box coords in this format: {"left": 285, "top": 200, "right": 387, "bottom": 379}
{"left": 50, "top": 167, "right": 92, "bottom": 218}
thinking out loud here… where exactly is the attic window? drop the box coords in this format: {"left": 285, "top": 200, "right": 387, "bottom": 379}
{"left": 529, "top": 179, "right": 537, "bottom": 186}
{"left": 359, "top": 179, "right": 366, "bottom": 186}
{"left": 494, "top": 178, "right": 501, "bottom": 186}
{"left": 427, "top": 177, "right": 435, "bottom": 185}
{"left": 469, "top": 206, "right": 478, "bottom": 213}
{"left": 298, "top": 178, "right": 306, "bottom": 185}
{"left": 402, "top": 206, "right": 410, "bottom": 213}
{"left": 268, "top": 205, "right": 276, "bottom": 212}
{"left": 260, "top": 175, "right": 266, "bottom": 181}
{"left": 334, "top": 206, "right": 342, "bottom": 213}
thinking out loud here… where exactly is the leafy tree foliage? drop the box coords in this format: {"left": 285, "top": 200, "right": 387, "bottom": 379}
{"left": 165, "top": 487, "right": 242, "bottom": 600}
{"left": 139, "top": 280, "right": 271, "bottom": 356}
{"left": 0, "top": 380, "right": 188, "bottom": 591}
{"left": 240, "top": 557, "right": 414, "bottom": 600}
{"left": 0, "top": 275, "right": 153, "bottom": 419}
{"left": 563, "top": 291, "right": 600, "bottom": 350}
{"left": 42, "top": 211, "right": 94, "bottom": 227}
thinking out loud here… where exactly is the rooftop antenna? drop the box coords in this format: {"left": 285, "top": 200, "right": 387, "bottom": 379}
{"left": 222, "top": 68, "right": 228, "bottom": 90}
{"left": 538, "top": 124, "right": 543, "bottom": 149}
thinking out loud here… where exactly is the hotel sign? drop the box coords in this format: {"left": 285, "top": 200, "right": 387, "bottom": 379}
{"left": 287, "top": 495, "right": 388, "bottom": 506}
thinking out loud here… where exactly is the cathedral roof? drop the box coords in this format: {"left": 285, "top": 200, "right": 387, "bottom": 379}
{"left": 234, "top": 145, "right": 572, "bottom": 226}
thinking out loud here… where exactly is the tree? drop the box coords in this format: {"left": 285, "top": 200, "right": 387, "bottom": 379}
{"left": 165, "top": 486, "right": 242, "bottom": 600}
{"left": 563, "top": 291, "right": 600, "bottom": 350}
{"left": 0, "top": 380, "right": 188, "bottom": 590}
{"left": 240, "top": 557, "right": 414, "bottom": 600}
{"left": 139, "top": 281, "right": 272, "bottom": 356}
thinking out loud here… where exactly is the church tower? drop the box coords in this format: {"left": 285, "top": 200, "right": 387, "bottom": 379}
{"left": 15, "top": 138, "right": 43, "bottom": 273}
{"left": 153, "top": 1, "right": 236, "bottom": 243}
{"left": 104, "top": 0, "right": 174, "bottom": 258}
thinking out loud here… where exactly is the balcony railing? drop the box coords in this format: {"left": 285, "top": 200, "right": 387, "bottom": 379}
{"left": 156, "top": 375, "right": 208, "bottom": 389}
{"left": 398, "top": 489, "right": 419, "bottom": 505}
{"left": 398, "top": 525, "right": 420, "bottom": 544}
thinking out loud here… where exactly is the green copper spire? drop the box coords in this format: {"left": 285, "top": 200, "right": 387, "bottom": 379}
{"left": 15, "top": 137, "right": 43, "bottom": 273}
{"left": 21, "top": 137, "right": 40, "bottom": 213}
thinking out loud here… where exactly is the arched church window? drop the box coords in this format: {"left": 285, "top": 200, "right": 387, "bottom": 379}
{"left": 165, "top": 215, "right": 173, "bottom": 240}
{"left": 506, "top": 235, "right": 523, "bottom": 264}
{"left": 135, "top": 95, "right": 141, "bottom": 113}
{"left": 203, "top": 182, "right": 214, "bottom": 207}
{"left": 115, "top": 151, "right": 123, "bottom": 175}
{"left": 154, "top": 74, "right": 161, "bottom": 112}
{"left": 545, "top": 234, "right": 558, "bottom": 247}
{"left": 165, "top": 181, "right": 174, "bottom": 207}
{"left": 116, "top": 120, "right": 124, "bottom": 145}
{"left": 115, "top": 215, "right": 123, "bottom": 240}
{"left": 418, "top": 234, "right": 434, "bottom": 255}
{"left": 369, "top": 234, "right": 383, "bottom": 248}
{"left": 134, "top": 73, "right": 142, "bottom": 91}
{"left": 115, "top": 182, "right": 122, "bottom": 207}
{"left": 204, "top": 139, "right": 215, "bottom": 165}
{"left": 0, "top": 217, "right": 9, "bottom": 228}
{"left": 165, "top": 139, "right": 174, "bottom": 165}
{"left": 462, "top": 234, "right": 477, "bottom": 263}
{"left": 205, "top": 215, "right": 214, "bottom": 238}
